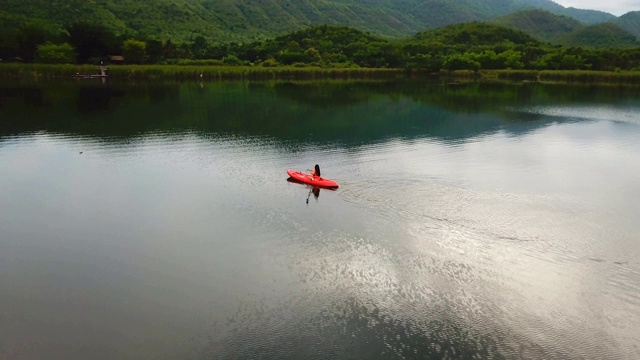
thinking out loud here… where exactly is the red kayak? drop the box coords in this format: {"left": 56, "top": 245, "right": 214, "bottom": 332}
{"left": 287, "top": 169, "right": 339, "bottom": 188}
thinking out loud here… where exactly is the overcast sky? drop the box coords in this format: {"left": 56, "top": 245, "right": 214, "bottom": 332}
{"left": 553, "top": 0, "right": 639, "bottom": 16}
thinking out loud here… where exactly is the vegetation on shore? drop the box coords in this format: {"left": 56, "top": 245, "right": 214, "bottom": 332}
{"left": 1, "top": 21, "right": 639, "bottom": 81}
{"left": 454, "top": 69, "right": 640, "bottom": 84}
{"left": 0, "top": 63, "right": 403, "bottom": 80}
{"left": 2, "top": 63, "right": 640, "bottom": 85}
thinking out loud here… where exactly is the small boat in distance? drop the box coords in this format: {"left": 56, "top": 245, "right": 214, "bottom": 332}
{"left": 72, "top": 64, "right": 108, "bottom": 79}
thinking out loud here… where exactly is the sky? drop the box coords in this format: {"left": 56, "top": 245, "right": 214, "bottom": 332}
{"left": 553, "top": 0, "right": 639, "bottom": 16}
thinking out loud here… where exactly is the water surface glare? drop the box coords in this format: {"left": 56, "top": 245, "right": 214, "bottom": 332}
{"left": 1, "top": 80, "right": 639, "bottom": 359}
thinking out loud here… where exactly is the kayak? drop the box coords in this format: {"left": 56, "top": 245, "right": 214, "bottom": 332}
{"left": 287, "top": 169, "right": 339, "bottom": 188}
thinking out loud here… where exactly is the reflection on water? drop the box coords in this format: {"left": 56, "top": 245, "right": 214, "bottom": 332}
{"left": 286, "top": 178, "right": 326, "bottom": 204}
{"left": 1, "top": 79, "right": 640, "bottom": 360}
{"left": 215, "top": 297, "right": 523, "bottom": 359}
{"left": 3, "top": 80, "right": 639, "bottom": 144}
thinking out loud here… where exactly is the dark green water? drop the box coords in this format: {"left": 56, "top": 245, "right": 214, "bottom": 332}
{"left": 1, "top": 79, "right": 639, "bottom": 360}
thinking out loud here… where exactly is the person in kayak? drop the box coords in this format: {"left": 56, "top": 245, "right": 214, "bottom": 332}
{"left": 310, "top": 164, "right": 321, "bottom": 178}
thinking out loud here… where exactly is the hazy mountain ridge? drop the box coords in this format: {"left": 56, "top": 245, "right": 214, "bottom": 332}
{"left": 560, "top": 22, "right": 640, "bottom": 48}
{"left": 491, "top": 9, "right": 639, "bottom": 48}
{"left": 492, "top": 9, "right": 584, "bottom": 42}
{"left": 613, "top": 11, "right": 640, "bottom": 37}
{"left": 1, "top": 0, "right": 627, "bottom": 42}
{"left": 518, "top": 0, "right": 615, "bottom": 23}
{"left": 410, "top": 22, "right": 540, "bottom": 45}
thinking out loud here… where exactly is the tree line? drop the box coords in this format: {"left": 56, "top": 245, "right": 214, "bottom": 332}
{"left": 1, "top": 22, "right": 639, "bottom": 72}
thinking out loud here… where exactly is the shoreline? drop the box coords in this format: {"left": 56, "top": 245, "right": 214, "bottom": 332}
{"left": 1, "top": 64, "right": 639, "bottom": 85}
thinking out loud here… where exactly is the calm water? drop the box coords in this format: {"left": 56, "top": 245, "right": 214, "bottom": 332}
{"left": 1, "top": 79, "right": 639, "bottom": 360}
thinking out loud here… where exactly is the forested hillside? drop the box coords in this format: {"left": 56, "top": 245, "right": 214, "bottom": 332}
{"left": 489, "top": 10, "right": 639, "bottom": 48}
{"left": 560, "top": 23, "right": 639, "bottom": 48}
{"left": 0, "top": 0, "right": 620, "bottom": 43}
{"left": 2, "top": 23, "right": 640, "bottom": 73}
{"left": 226, "top": 24, "right": 640, "bottom": 72}
{"left": 613, "top": 12, "right": 640, "bottom": 37}
{"left": 1, "top": 0, "right": 638, "bottom": 72}
{"left": 492, "top": 10, "right": 584, "bottom": 42}
{"left": 411, "top": 22, "right": 539, "bottom": 45}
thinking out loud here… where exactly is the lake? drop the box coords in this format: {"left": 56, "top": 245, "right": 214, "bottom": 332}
{"left": 1, "top": 79, "right": 639, "bottom": 359}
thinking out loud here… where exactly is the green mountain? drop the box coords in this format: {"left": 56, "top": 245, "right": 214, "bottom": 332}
{"left": 411, "top": 22, "right": 540, "bottom": 46}
{"left": 493, "top": 9, "right": 640, "bottom": 48}
{"left": 613, "top": 11, "right": 640, "bottom": 37}
{"left": 492, "top": 9, "right": 584, "bottom": 42}
{"left": 517, "top": 0, "right": 614, "bottom": 23}
{"left": 0, "top": 0, "right": 620, "bottom": 43}
{"left": 560, "top": 23, "right": 639, "bottom": 48}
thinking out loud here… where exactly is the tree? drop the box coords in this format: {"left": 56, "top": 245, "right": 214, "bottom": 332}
{"left": 260, "top": 58, "right": 280, "bottom": 67}
{"left": 16, "top": 24, "right": 48, "bottom": 62}
{"left": 559, "top": 54, "right": 584, "bottom": 70}
{"left": 163, "top": 39, "right": 179, "bottom": 60}
{"left": 190, "top": 36, "right": 208, "bottom": 59}
{"left": 123, "top": 39, "right": 147, "bottom": 64}
{"left": 67, "top": 23, "right": 117, "bottom": 64}
{"left": 304, "top": 47, "right": 322, "bottom": 63}
{"left": 475, "top": 50, "right": 500, "bottom": 69}
{"left": 499, "top": 49, "right": 524, "bottom": 69}
{"left": 443, "top": 53, "right": 481, "bottom": 71}
{"left": 222, "top": 54, "right": 241, "bottom": 65}
{"left": 36, "top": 42, "right": 75, "bottom": 64}
{"left": 276, "top": 50, "right": 306, "bottom": 65}
{"left": 145, "top": 39, "right": 163, "bottom": 64}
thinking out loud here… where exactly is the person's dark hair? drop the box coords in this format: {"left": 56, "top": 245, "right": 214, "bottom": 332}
{"left": 314, "top": 164, "right": 321, "bottom": 177}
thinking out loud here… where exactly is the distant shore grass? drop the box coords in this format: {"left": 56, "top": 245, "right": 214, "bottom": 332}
{"left": 0, "top": 64, "right": 403, "bottom": 80}
{"left": 1, "top": 64, "right": 639, "bottom": 84}
{"left": 477, "top": 69, "right": 640, "bottom": 84}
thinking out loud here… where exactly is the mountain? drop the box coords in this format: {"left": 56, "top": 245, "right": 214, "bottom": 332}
{"left": 516, "top": 0, "right": 614, "bottom": 23}
{"left": 493, "top": 9, "right": 639, "bottom": 47}
{"left": 411, "top": 22, "right": 540, "bottom": 46}
{"left": 517, "top": 0, "right": 614, "bottom": 23}
{"left": 1, "top": 0, "right": 236, "bottom": 41}
{"left": 492, "top": 10, "right": 584, "bottom": 42}
{"left": 613, "top": 11, "right": 640, "bottom": 37}
{"left": 560, "top": 23, "right": 639, "bottom": 48}
{"left": 1, "top": 0, "right": 620, "bottom": 43}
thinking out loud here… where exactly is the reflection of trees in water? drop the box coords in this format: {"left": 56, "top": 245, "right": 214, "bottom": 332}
{"left": 399, "top": 82, "right": 640, "bottom": 114}
{"left": 271, "top": 80, "right": 640, "bottom": 115}
{"left": 0, "top": 81, "right": 181, "bottom": 139}
{"left": 270, "top": 81, "right": 391, "bottom": 108}
{"left": 0, "top": 87, "right": 46, "bottom": 107}
{"left": 76, "top": 86, "right": 124, "bottom": 113}
{"left": 0, "top": 87, "right": 48, "bottom": 136}
{"left": 2, "top": 80, "right": 640, "bottom": 145}
{"left": 204, "top": 296, "right": 561, "bottom": 359}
